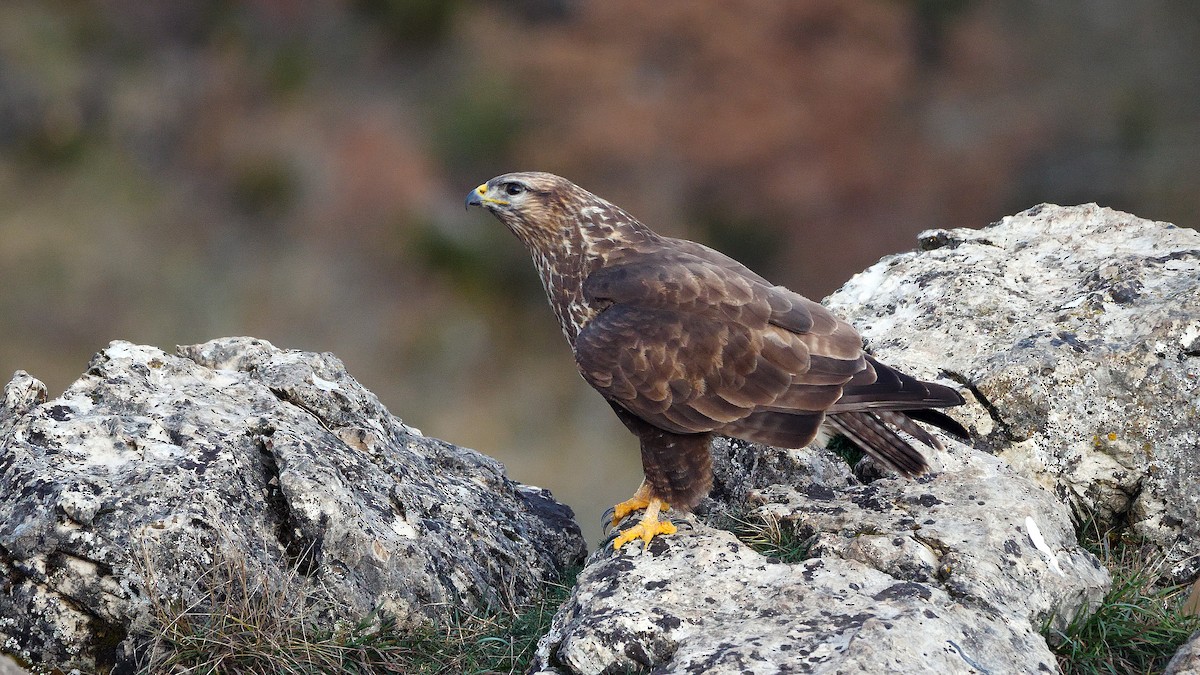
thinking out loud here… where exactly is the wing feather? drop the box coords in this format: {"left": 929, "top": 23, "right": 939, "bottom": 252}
{"left": 575, "top": 241, "right": 965, "bottom": 459}
{"left": 828, "top": 356, "right": 965, "bottom": 412}
{"left": 731, "top": 410, "right": 826, "bottom": 448}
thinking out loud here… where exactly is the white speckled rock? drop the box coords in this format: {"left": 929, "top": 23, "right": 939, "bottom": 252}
{"left": 1167, "top": 630, "right": 1200, "bottom": 675}
{"left": 750, "top": 439, "right": 1109, "bottom": 636}
{"left": 0, "top": 338, "right": 585, "bottom": 673}
{"left": 824, "top": 204, "right": 1200, "bottom": 580}
{"left": 530, "top": 436, "right": 1106, "bottom": 674}
{"left": 542, "top": 534, "right": 1051, "bottom": 675}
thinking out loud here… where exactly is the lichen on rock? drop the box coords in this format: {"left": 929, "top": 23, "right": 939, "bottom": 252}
{"left": 0, "top": 337, "right": 585, "bottom": 672}
{"left": 826, "top": 203, "right": 1200, "bottom": 580}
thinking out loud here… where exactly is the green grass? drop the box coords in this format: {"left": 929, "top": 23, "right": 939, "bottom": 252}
{"left": 134, "top": 542, "right": 579, "bottom": 674}
{"left": 725, "top": 512, "right": 814, "bottom": 563}
{"left": 1045, "top": 526, "right": 1200, "bottom": 675}
{"left": 826, "top": 434, "right": 865, "bottom": 472}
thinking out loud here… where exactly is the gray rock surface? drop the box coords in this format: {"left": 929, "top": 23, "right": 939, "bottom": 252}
{"left": 825, "top": 203, "right": 1200, "bottom": 580}
{"left": 0, "top": 338, "right": 585, "bottom": 673}
{"left": 0, "top": 655, "right": 28, "bottom": 675}
{"left": 531, "top": 436, "right": 1107, "bottom": 674}
{"left": 1167, "top": 630, "right": 1200, "bottom": 675}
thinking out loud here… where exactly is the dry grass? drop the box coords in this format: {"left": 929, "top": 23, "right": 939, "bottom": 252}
{"left": 132, "top": 541, "right": 577, "bottom": 674}
{"left": 724, "top": 512, "right": 815, "bottom": 563}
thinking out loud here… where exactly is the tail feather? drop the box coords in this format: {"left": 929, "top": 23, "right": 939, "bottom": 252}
{"left": 830, "top": 356, "right": 964, "bottom": 412}
{"left": 904, "top": 408, "right": 969, "bottom": 439}
{"left": 825, "top": 411, "right": 931, "bottom": 477}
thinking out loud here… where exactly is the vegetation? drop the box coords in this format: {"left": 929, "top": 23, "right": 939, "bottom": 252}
{"left": 724, "top": 505, "right": 1200, "bottom": 672}
{"left": 1046, "top": 524, "right": 1200, "bottom": 675}
{"left": 726, "top": 512, "right": 815, "bottom": 563}
{"left": 135, "top": 545, "right": 578, "bottom": 674}
{"left": 826, "top": 434, "right": 865, "bottom": 473}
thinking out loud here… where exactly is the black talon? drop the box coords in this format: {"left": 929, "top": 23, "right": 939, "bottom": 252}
{"left": 601, "top": 506, "right": 616, "bottom": 526}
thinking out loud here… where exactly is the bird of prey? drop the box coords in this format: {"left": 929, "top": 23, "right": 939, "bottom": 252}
{"left": 466, "top": 172, "right": 967, "bottom": 550}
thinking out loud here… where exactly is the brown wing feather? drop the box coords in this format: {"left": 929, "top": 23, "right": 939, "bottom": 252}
{"left": 576, "top": 238, "right": 966, "bottom": 475}
{"left": 575, "top": 304, "right": 789, "bottom": 434}
{"left": 577, "top": 247, "right": 863, "bottom": 436}
{"left": 828, "top": 356, "right": 965, "bottom": 412}
{"left": 730, "top": 410, "right": 826, "bottom": 448}
{"left": 825, "top": 411, "right": 930, "bottom": 476}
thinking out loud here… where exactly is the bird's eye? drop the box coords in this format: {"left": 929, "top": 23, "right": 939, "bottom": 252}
{"left": 505, "top": 183, "right": 525, "bottom": 196}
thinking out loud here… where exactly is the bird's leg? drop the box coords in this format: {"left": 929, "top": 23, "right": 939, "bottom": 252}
{"left": 612, "top": 496, "right": 676, "bottom": 550}
{"left": 610, "top": 480, "right": 654, "bottom": 527}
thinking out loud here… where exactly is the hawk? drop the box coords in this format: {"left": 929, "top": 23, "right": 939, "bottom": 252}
{"left": 466, "top": 172, "right": 967, "bottom": 550}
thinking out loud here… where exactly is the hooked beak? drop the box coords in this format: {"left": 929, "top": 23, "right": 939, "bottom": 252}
{"left": 465, "top": 182, "right": 509, "bottom": 210}
{"left": 463, "top": 186, "right": 482, "bottom": 207}
{"left": 465, "top": 183, "right": 484, "bottom": 210}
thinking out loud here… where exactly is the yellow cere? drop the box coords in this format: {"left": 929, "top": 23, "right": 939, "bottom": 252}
{"left": 476, "top": 182, "right": 509, "bottom": 206}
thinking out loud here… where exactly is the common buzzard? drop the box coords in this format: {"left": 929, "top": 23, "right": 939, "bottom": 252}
{"left": 466, "top": 172, "right": 966, "bottom": 550}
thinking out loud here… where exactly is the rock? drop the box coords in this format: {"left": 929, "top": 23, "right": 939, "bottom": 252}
{"left": 1167, "top": 630, "right": 1200, "bottom": 675}
{"left": 825, "top": 203, "right": 1200, "bottom": 580}
{"left": 0, "top": 338, "right": 586, "bottom": 673}
{"left": 0, "top": 655, "right": 27, "bottom": 675}
{"left": 531, "top": 437, "right": 1107, "bottom": 674}
{"left": 0, "top": 655, "right": 28, "bottom": 675}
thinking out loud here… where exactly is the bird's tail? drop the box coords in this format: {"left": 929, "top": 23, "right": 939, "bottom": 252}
{"left": 825, "top": 409, "right": 964, "bottom": 477}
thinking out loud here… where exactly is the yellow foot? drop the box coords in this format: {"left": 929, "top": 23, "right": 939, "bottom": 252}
{"left": 612, "top": 497, "right": 676, "bottom": 550}
{"left": 610, "top": 481, "right": 654, "bottom": 527}
{"left": 611, "top": 496, "right": 650, "bottom": 527}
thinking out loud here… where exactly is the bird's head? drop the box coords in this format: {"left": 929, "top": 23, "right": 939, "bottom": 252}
{"left": 465, "top": 171, "right": 589, "bottom": 246}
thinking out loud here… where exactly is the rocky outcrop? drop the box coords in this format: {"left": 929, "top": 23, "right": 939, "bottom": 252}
{"left": 1167, "top": 630, "right": 1200, "bottom": 675}
{"left": 826, "top": 203, "right": 1200, "bottom": 580}
{"left": 531, "top": 438, "right": 1108, "bottom": 674}
{"left": 0, "top": 655, "right": 27, "bottom": 675}
{"left": 0, "top": 338, "right": 586, "bottom": 673}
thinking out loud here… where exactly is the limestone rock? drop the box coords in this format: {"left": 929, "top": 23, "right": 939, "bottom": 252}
{"left": 0, "top": 655, "right": 28, "bottom": 675}
{"left": 0, "top": 338, "right": 586, "bottom": 673}
{"left": 825, "top": 204, "right": 1200, "bottom": 579}
{"left": 1167, "top": 630, "right": 1200, "bottom": 675}
{"left": 530, "top": 438, "right": 1107, "bottom": 674}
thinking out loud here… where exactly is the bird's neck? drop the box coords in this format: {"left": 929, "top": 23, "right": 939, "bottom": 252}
{"left": 528, "top": 203, "right": 655, "bottom": 346}
{"left": 526, "top": 224, "right": 597, "bottom": 346}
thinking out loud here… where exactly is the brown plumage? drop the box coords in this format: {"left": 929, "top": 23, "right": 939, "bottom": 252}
{"left": 466, "top": 172, "right": 967, "bottom": 549}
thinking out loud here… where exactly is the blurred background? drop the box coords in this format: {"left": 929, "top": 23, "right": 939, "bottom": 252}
{"left": 1, "top": 1, "right": 1196, "bottom": 544}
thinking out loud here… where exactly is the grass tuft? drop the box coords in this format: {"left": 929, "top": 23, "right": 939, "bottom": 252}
{"left": 726, "top": 513, "right": 814, "bottom": 563}
{"left": 826, "top": 434, "right": 865, "bottom": 472}
{"left": 1045, "top": 525, "right": 1200, "bottom": 674}
{"left": 133, "top": 541, "right": 578, "bottom": 674}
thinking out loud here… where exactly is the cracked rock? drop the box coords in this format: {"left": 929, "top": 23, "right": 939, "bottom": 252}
{"left": 826, "top": 203, "right": 1200, "bottom": 580}
{"left": 1167, "top": 630, "right": 1200, "bottom": 674}
{"left": 0, "top": 338, "right": 585, "bottom": 673}
{"left": 531, "top": 437, "right": 1107, "bottom": 674}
